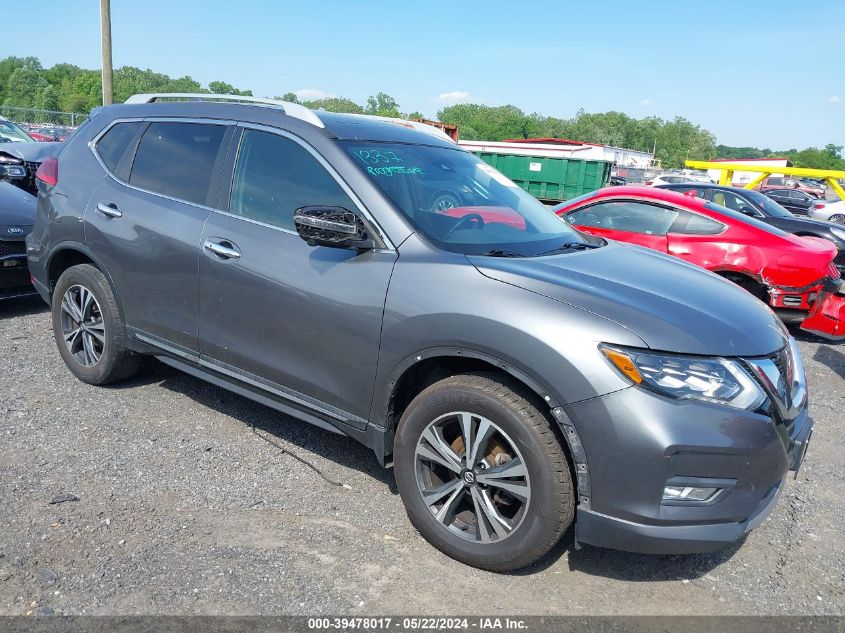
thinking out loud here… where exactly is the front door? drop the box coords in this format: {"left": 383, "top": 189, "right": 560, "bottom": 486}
{"left": 198, "top": 127, "right": 397, "bottom": 422}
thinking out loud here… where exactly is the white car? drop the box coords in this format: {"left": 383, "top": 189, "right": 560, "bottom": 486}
{"left": 808, "top": 199, "right": 845, "bottom": 224}
{"left": 646, "top": 173, "right": 711, "bottom": 186}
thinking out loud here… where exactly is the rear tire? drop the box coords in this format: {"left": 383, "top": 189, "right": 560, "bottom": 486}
{"left": 51, "top": 264, "right": 140, "bottom": 385}
{"left": 828, "top": 214, "right": 845, "bottom": 224}
{"left": 394, "top": 373, "right": 574, "bottom": 572}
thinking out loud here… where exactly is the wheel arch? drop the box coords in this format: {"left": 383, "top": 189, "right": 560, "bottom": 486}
{"left": 712, "top": 268, "right": 770, "bottom": 302}
{"left": 46, "top": 243, "right": 128, "bottom": 322}
{"left": 379, "top": 347, "right": 592, "bottom": 509}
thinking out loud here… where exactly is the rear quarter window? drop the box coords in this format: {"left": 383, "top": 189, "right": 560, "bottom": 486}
{"left": 94, "top": 121, "right": 141, "bottom": 172}
{"left": 670, "top": 211, "right": 725, "bottom": 235}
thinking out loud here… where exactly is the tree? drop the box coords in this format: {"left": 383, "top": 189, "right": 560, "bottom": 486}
{"left": 438, "top": 104, "right": 540, "bottom": 140}
{"left": 277, "top": 92, "right": 300, "bottom": 103}
{"left": 3, "top": 66, "right": 50, "bottom": 108}
{"left": 304, "top": 97, "right": 364, "bottom": 114}
{"left": 365, "top": 92, "right": 400, "bottom": 118}
{"left": 208, "top": 80, "right": 252, "bottom": 96}
{"left": 36, "top": 85, "right": 60, "bottom": 111}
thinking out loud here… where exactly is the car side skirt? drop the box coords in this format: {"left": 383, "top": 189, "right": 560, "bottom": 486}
{"left": 129, "top": 329, "right": 390, "bottom": 464}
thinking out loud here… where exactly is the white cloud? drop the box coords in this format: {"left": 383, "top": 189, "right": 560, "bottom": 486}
{"left": 435, "top": 91, "right": 472, "bottom": 105}
{"left": 640, "top": 98, "right": 651, "bottom": 107}
{"left": 294, "top": 88, "right": 336, "bottom": 100}
{"left": 829, "top": 95, "right": 841, "bottom": 104}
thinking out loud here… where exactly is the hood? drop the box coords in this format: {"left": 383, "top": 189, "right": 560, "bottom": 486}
{"left": 0, "top": 141, "right": 62, "bottom": 162}
{"left": 468, "top": 241, "right": 788, "bottom": 357}
{"left": 0, "top": 181, "right": 37, "bottom": 226}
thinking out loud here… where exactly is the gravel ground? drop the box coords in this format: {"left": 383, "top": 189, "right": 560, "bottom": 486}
{"left": 0, "top": 295, "right": 843, "bottom": 616}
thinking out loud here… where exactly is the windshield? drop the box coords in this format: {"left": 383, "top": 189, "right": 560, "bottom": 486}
{"left": 0, "top": 120, "right": 34, "bottom": 143}
{"left": 342, "top": 141, "right": 587, "bottom": 255}
{"left": 742, "top": 188, "right": 794, "bottom": 218}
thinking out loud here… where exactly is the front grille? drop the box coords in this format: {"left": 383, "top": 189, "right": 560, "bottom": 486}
{"left": 0, "top": 240, "right": 26, "bottom": 258}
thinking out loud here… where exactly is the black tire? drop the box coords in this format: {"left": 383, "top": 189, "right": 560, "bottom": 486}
{"left": 394, "top": 373, "right": 574, "bottom": 572}
{"left": 51, "top": 264, "right": 140, "bottom": 385}
{"left": 718, "top": 272, "right": 769, "bottom": 303}
{"left": 828, "top": 214, "right": 845, "bottom": 224}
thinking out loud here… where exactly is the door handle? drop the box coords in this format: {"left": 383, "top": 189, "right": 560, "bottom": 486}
{"left": 96, "top": 202, "right": 122, "bottom": 218}
{"left": 203, "top": 239, "right": 241, "bottom": 260}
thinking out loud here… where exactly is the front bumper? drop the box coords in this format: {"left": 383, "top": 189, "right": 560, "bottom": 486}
{"left": 567, "top": 380, "right": 812, "bottom": 555}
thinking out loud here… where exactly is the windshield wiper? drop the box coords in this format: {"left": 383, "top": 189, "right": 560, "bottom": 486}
{"left": 535, "top": 241, "right": 604, "bottom": 257}
{"left": 482, "top": 249, "right": 527, "bottom": 258}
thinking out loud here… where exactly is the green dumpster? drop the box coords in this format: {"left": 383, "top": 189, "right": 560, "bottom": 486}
{"left": 472, "top": 152, "right": 612, "bottom": 202}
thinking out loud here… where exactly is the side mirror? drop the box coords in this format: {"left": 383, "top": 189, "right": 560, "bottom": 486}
{"left": 293, "top": 206, "right": 376, "bottom": 250}
{"left": 738, "top": 206, "right": 757, "bottom": 216}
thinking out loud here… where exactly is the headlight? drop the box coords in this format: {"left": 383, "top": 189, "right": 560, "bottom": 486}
{"left": 829, "top": 226, "right": 845, "bottom": 242}
{"left": 601, "top": 346, "right": 766, "bottom": 410}
{"left": 0, "top": 164, "right": 26, "bottom": 178}
{"left": 0, "top": 155, "right": 23, "bottom": 165}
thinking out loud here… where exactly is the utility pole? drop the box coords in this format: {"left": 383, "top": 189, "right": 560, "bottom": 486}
{"left": 100, "top": 0, "right": 113, "bottom": 105}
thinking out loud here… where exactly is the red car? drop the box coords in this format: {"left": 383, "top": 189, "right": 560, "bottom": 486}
{"left": 554, "top": 187, "right": 845, "bottom": 340}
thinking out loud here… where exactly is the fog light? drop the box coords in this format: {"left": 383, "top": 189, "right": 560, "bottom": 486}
{"left": 663, "top": 486, "right": 719, "bottom": 502}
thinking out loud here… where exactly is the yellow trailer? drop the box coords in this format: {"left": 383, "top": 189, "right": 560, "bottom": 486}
{"left": 685, "top": 160, "right": 845, "bottom": 202}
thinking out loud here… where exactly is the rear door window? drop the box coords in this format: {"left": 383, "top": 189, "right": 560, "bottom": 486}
{"left": 128, "top": 122, "right": 226, "bottom": 205}
{"left": 95, "top": 121, "right": 141, "bottom": 172}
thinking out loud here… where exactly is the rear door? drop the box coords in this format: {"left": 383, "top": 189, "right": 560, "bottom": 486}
{"left": 197, "top": 126, "right": 397, "bottom": 423}
{"left": 86, "top": 119, "right": 232, "bottom": 352}
{"left": 563, "top": 199, "right": 676, "bottom": 252}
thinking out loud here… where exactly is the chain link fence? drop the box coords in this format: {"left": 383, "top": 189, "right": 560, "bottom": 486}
{"left": 0, "top": 105, "right": 87, "bottom": 141}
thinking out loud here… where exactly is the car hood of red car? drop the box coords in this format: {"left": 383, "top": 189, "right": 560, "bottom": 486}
{"left": 469, "top": 240, "right": 788, "bottom": 358}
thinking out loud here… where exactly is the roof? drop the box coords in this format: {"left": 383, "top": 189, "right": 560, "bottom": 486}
{"left": 555, "top": 185, "right": 713, "bottom": 213}
{"left": 316, "top": 112, "right": 457, "bottom": 147}
{"left": 103, "top": 97, "right": 460, "bottom": 148}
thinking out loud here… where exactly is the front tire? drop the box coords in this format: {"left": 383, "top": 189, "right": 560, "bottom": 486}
{"left": 51, "top": 264, "right": 140, "bottom": 385}
{"left": 394, "top": 373, "right": 574, "bottom": 571}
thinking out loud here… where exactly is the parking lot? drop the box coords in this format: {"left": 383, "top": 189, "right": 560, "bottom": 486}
{"left": 0, "top": 295, "right": 842, "bottom": 616}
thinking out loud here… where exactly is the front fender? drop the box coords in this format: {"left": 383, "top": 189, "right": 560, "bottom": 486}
{"left": 370, "top": 246, "right": 643, "bottom": 427}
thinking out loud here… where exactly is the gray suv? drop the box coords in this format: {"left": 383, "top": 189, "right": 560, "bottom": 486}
{"left": 27, "top": 94, "right": 813, "bottom": 571}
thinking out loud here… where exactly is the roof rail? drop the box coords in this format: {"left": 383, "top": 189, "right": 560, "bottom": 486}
{"left": 124, "top": 93, "right": 325, "bottom": 129}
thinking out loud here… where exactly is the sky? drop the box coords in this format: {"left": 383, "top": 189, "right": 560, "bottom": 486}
{"left": 2, "top": 0, "right": 843, "bottom": 150}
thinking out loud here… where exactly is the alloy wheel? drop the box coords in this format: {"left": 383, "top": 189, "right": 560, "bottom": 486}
{"left": 60, "top": 284, "right": 105, "bottom": 367}
{"left": 828, "top": 214, "right": 845, "bottom": 224}
{"left": 414, "top": 411, "right": 531, "bottom": 543}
